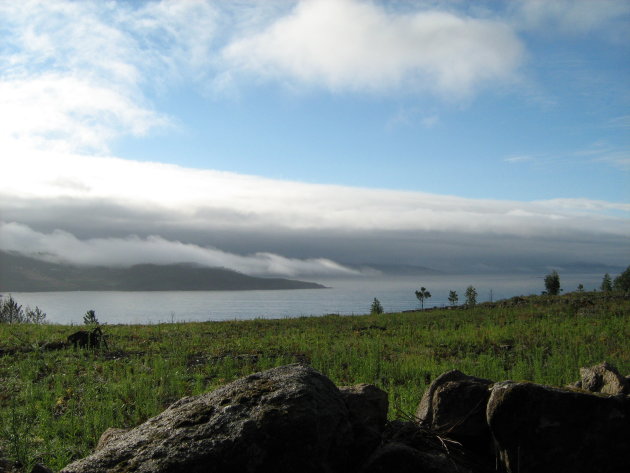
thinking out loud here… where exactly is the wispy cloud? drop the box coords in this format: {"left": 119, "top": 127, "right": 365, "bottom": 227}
{"left": 0, "top": 0, "right": 218, "bottom": 152}
{"left": 572, "top": 142, "right": 630, "bottom": 171}
{"left": 607, "top": 115, "right": 630, "bottom": 129}
{"left": 504, "top": 155, "right": 535, "bottom": 163}
{"left": 594, "top": 152, "right": 630, "bottom": 171}
{"left": 514, "top": 0, "right": 630, "bottom": 36}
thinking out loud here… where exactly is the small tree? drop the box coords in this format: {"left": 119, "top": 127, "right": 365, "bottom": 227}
{"left": 415, "top": 287, "right": 431, "bottom": 310}
{"left": 83, "top": 309, "right": 100, "bottom": 326}
{"left": 544, "top": 270, "right": 561, "bottom": 296}
{"left": 24, "top": 306, "right": 46, "bottom": 324}
{"left": 465, "top": 286, "right": 477, "bottom": 307}
{"left": 0, "top": 295, "right": 23, "bottom": 323}
{"left": 576, "top": 283, "right": 584, "bottom": 293}
{"left": 613, "top": 266, "right": 630, "bottom": 293}
{"left": 370, "top": 298, "right": 384, "bottom": 315}
{"left": 600, "top": 273, "right": 613, "bottom": 292}
{"left": 448, "top": 290, "right": 458, "bottom": 306}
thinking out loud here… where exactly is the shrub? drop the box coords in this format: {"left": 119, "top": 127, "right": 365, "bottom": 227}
{"left": 465, "top": 286, "right": 477, "bottom": 307}
{"left": 83, "top": 309, "right": 100, "bottom": 326}
{"left": 370, "top": 298, "right": 384, "bottom": 315}
{"left": 0, "top": 295, "right": 46, "bottom": 324}
{"left": 544, "top": 270, "right": 561, "bottom": 296}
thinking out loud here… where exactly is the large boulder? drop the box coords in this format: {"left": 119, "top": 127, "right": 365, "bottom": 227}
{"left": 416, "top": 370, "right": 493, "bottom": 453}
{"left": 61, "top": 364, "right": 357, "bottom": 473}
{"left": 577, "top": 361, "right": 629, "bottom": 395}
{"left": 487, "top": 381, "right": 630, "bottom": 473}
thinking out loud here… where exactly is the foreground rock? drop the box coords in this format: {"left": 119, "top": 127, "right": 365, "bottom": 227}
{"left": 61, "top": 362, "right": 629, "bottom": 473}
{"left": 62, "top": 364, "right": 361, "bottom": 473}
{"left": 487, "top": 381, "right": 630, "bottom": 473}
{"left": 339, "top": 384, "right": 388, "bottom": 463}
{"left": 416, "top": 370, "right": 493, "bottom": 455}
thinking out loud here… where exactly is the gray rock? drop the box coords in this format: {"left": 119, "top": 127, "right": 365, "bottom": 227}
{"left": 416, "top": 370, "right": 493, "bottom": 452}
{"left": 339, "top": 383, "right": 388, "bottom": 462}
{"left": 487, "top": 381, "right": 630, "bottom": 473}
{"left": 61, "top": 364, "right": 355, "bottom": 473}
{"left": 579, "top": 361, "right": 629, "bottom": 395}
{"left": 95, "top": 427, "right": 129, "bottom": 452}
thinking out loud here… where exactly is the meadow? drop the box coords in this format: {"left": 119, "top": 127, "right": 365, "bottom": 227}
{"left": 1, "top": 291, "right": 628, "bottom": 472}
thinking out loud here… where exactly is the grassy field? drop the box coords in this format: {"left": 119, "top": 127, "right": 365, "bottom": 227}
{"left": 1, "top": 291, "right": 629, "bottom": 471}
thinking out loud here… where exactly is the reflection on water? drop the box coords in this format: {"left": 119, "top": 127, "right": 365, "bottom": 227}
{"left": 7, "top": 273, "right": 604, "bottom": 324}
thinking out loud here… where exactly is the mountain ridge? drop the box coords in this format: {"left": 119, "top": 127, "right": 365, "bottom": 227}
{"left": 0, "top": 251, "right": 326, "bottom": 292}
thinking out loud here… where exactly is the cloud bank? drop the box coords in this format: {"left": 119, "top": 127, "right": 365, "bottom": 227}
{"left": 2, "top": 151, "right": 628, "bottom": 274}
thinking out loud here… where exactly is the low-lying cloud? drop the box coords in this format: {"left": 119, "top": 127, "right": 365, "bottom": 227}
{"left": 0, "top": 222, "right": 358, "bottom": 277}
{"left": 2, "top": 150, "right": 628, "bottom": 274}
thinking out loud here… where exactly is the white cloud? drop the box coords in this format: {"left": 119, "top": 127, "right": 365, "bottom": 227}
{"left": 223, "top": 0, "right": 524, "bottom": 98}
{"left": 0, "top": 74, "right": 169, "bottom": 152}
{"left": 0, "top": 222, "right": 358, "bottom": 277}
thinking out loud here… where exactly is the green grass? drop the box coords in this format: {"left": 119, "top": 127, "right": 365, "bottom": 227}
{"left": 1, "top": 292, "right": 628, "bottom": 471}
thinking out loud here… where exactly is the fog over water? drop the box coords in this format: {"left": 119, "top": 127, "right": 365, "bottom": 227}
{"left": 7, "top": 273, "right": 605, "bottom": 325}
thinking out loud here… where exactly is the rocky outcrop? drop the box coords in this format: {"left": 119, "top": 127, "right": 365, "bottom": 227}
{"left": 60, "top": 363, "right": 629, "bottom": 473}
{"left": 487, "top": 381, "right": 630, "bottom": 473}
{"left": 62, "top": 364, "right": 357, "bottom": 473}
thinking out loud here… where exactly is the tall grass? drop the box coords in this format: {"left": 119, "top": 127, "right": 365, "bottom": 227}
{"left": 0, "top": 292, "right": 628, "bottom": 471}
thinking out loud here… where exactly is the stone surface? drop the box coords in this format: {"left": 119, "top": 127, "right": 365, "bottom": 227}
{"left": 416, "top": 369, "right": 493, "bottom": 453}
{"left": 61, "top": 364, "right": 355, "bottom": 473}
{"left": 95, "top": 427, "right": 129, "bottom": 452}
{"left": 579, "top": 361, "right": 629, "bottom": 395}
{"left": 487, "top": 381, "right": 630, "bottom": 473}
{"left": 339, "top": 383, "right": 388, "bottom": 462}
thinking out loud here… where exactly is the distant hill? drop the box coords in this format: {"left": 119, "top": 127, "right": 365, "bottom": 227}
{"left": 0, "top": 251, "right": 326, "bottom": 292}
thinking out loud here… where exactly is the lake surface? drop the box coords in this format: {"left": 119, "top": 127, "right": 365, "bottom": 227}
{"left": 6, "top": 273, "right": 604, "bottom": 325}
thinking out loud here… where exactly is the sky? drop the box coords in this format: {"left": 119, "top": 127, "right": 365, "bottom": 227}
{"left": 1, "top": 0, "right": 629, "bottom": 277}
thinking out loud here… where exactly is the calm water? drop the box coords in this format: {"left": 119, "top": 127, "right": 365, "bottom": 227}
{"left": 6, "top": 273, "right": 603, "bottom": 325}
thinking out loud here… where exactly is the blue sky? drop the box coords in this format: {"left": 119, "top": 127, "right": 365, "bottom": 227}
{"left": 105, "top": 0, "right": 630, "bottom": 202}
{"left": 1, "top": 0, "right": 629, "bottom": 276}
